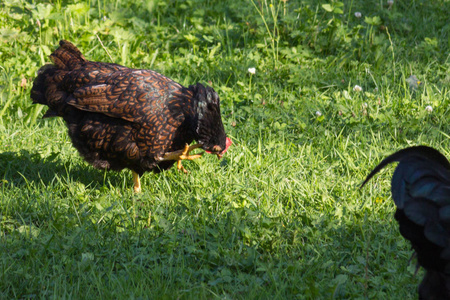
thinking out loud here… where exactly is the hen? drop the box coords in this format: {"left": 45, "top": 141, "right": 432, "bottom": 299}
{"left": 362, "top": 146, "right": 450, "bottom": 299}
{"left": 31, "top": 40, "right": 232, "bottom": 192}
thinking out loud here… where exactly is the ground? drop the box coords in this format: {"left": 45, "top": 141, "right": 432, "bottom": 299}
{"left": 0, "top": 0, "right": 449, "bottom": 298}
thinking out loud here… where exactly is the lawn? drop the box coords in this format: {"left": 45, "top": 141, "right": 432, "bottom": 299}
{"left": 1, "top": 0, "right": 449, "bottom": 298}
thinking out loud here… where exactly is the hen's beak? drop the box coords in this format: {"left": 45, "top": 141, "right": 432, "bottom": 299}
{"left": 206, "top": 137, "right": 232, "bottom": 159}
{"left": 212, "top": 145, "right": 223, "bottom": 159}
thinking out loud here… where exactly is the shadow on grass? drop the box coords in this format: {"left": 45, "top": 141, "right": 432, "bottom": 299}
{"left": 0, "top": 195, "right": 420, "bottom": 299}
{"left": 0, "top": 149, "right": 127, "bottom": 190}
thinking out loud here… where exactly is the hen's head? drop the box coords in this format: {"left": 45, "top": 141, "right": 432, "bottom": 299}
{"left": 192, "top": 83, "right": 232, "bottom": 158}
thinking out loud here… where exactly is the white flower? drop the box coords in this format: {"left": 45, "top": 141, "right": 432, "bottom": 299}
{"left": 374, "top": 87, "right": 379, "bottom": 93}
{"left": 362, "top": 102, "right": 368, "bottom": 108}
{"left": 387, "top": 0, "right": 394, "bottom": 6}
{"left": 248, "top": 67, "right": 256, "bottom": 74}
{"left": 315, "top": 111, "right": 322, "bottom": 117}
{"left": 354, "top": 12, "right": 362, "bottom": 18}
{"left": 353, "top": 85, "right": 362, "bottom": 92}
{"left": 425, "top": 105, "right": 433, "bottom": 113}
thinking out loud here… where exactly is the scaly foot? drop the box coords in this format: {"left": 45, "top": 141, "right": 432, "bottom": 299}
{"left": 132, "top": 171, "right": 141, "bottom": 193}
{"left": 161, "top": 144, "right": 203, "bottom": 173}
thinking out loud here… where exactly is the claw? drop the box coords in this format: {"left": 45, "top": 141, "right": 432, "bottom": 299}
{"left": 161, "top": 143, "right": 203, "bottom": 172}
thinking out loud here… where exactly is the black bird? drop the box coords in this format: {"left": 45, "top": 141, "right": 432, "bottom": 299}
{"left": 362, "top": 146, "right": 450, "bottom": 299}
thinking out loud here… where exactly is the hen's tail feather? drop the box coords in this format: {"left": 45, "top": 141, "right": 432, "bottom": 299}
{"left": 31, "top": 40, "right": 85, "bottom": 113}
{"left": 361, "top": 146, "right": 450, "bottom": 188}
{"left": 362, "top": 146, "right": 450, "bottom": 299}
{"left": 50, "top": 40, "right": 86, "bottom": 70}
{"left": 30, "top": 64, "right": 57, "bottom": 106}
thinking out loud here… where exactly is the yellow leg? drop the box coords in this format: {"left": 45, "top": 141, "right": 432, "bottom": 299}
{"left": 160, "top": 144, "right": 203, "bottom": 173}
{"left": 132, "top": 171, "right": 141, "bottom": 193}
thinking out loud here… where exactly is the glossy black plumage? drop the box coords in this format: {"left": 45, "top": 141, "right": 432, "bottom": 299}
{"left": 31, "top": 40, "right": 230, "bottom": 191}
{"left": 362, "top": 146, "right": 450, "bottom": 299}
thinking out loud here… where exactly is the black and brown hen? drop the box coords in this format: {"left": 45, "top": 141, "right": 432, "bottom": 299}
{"left": 362, "top": 146, "right": 450, "bottom": 299}
{"left": 31, "top": 40, "right": 232, "bottom": 192}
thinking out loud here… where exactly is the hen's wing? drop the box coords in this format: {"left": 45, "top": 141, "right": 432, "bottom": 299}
{"left": 362, "top": 146, "right": 450, "bottom": 299}
{"left": 65, "top": 68, "right": 182, "bottom": 123}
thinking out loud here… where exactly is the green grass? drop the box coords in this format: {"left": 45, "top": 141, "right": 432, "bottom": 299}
{"left": 1, "top": 0, "right": 449, "bottom": 298}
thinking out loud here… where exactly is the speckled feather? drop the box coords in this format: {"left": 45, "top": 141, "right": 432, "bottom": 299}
{"left": 362, "top": 146, "right": 450, "bottom": 299}
{"left": 31, "top": 40, "right": 228, "bottom": 176}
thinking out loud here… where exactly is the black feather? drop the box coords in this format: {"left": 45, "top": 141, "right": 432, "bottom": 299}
{"left": 362, "top": 146, "right": 450, "bottom": 299}
{"left": 191, "top": 83, "right": 227, "bottom": 152}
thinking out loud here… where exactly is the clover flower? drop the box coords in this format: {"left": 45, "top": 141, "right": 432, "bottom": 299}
{"left": 248, "top": 68, "right": 256, "bottom": 94}
{"left": 354, "top": 12, "right": 362, "bottom": 18}
{"left": 353, "top": 85, "right": 362, "bottom": 92}
{"left": 425, "top": 105, "right": 433, "bottom": 113}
